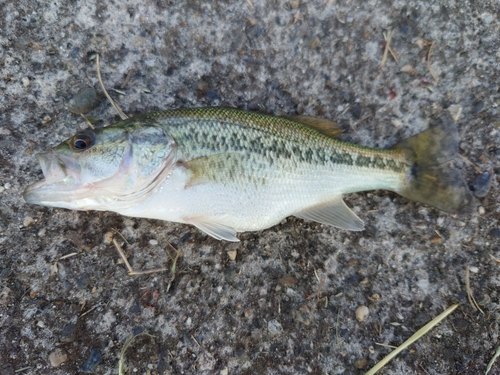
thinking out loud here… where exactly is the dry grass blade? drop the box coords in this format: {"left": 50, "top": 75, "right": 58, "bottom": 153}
{"left": 365, "top": 303, "right": 460, "bottom": 375}
{"left": 95, "top": 53, "right": 128, "bottom": 121}
{"left": 465, "top": 265, "right": 484, "bottom": 314}
{"left": 112, "top": 238, "right": 167, "bottom": 275}
{"left": 489, "top": 254, "right": 500, "bottom": 264}
{"left": 118, "top": 332, "right": 155, "bottom": 375}
{"left": 485, "top": 345, "right": 500, "bottom": 375}
{"left": 457, "top": 154, "right": 483, "bottom": 174}
{"left": 80, "top": 113, "right": 95, "bottom": 129}
{"left": 379, "top": 30, "right": 397, "bottom": 67}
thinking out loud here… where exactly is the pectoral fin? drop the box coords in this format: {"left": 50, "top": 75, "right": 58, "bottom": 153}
{"left": 186, "top": 217, "right": 240, "bottom": 242}
{"left": 295, "top": 198, "right": 364, "bottom": 231}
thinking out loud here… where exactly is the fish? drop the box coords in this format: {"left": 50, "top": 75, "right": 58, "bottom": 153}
{"left": 23, "top": 107, "right": 473, "bottom": 241}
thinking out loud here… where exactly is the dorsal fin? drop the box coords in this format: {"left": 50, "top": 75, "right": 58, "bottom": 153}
{"left": 280, "top": 115, "right": 343, "bottom": 139}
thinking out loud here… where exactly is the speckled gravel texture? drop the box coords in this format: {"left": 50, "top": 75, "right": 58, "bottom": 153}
{"left": 1, "top": 1, "right": 499, "bottom": 374}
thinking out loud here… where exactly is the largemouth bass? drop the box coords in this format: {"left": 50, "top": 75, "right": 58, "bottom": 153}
{"left": 23, "top": 108, "right": 473, "bottom": 241}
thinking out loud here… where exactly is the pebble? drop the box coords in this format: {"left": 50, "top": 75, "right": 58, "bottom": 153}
{"left": 49, "top": 349, "right": 68, "bottom": 367}
{"left": 4, "top": 183, "right": 11, "bottom": 189}
{"left": 61, "top": 322, "right": 76, "bottom": 343}
{"left": 478, "top": 206, "right": 485, "bottom": 215}
{"left": 0, "top": 127, "right": 12, "bottom": 136}
{"left": 267, "top": 319, "right": 283, "bottom": 336}
{"left": 103, "top": 231, "right": 114, "bottom": 244}
{"left": 23, "top": 216, "right": 35, "bottom": 227}
{"left": 354, "top": 358, "right": 368, "bottom": 369}
{"left": 149, "top": 239, "right": 158, "bottom": 245}
{"left": 227, "top": 249, "right": 237, "bottom": 261}
{"left": 355, "top": 305, "right": 370, "bottom": 322}
{"left": 80, "top": 348, "right": 103, "bottom": 373}
{"left": 22, "top": 77, "right": 30, "bottom": 87}
{"left": 470, "top": 172, "right": 491, "bottom": 198}
{"left": 488, "top": 228, "right": 500, "bottom": 238}
{"left": 68, "top": 87, "right": 102, "bottom": 114}
{"left": 469, "top": 266, "right": 478, "bottom": 273}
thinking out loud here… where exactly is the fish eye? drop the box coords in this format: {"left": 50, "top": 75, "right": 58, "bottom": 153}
{"left": 71, "top": 131, "right": 95, "bottom": 151}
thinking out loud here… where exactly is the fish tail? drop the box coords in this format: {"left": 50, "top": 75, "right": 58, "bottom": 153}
{"left": 394, "top": 117, "right": 474, "bottom": 214}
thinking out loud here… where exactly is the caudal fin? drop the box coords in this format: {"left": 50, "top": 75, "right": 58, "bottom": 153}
{"left": 395, "top": 117, "right": 474, "bottom": 214}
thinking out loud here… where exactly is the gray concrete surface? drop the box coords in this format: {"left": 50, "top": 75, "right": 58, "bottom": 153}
{"left": 1, "top": 0, "right": 499, "bottom": 374}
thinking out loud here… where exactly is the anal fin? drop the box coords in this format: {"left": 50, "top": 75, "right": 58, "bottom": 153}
{"left": 186, "top": 217, "right": 240, "bottom": 242}
{"left": 295, "top": 198, "right": 364, "bottom": 231}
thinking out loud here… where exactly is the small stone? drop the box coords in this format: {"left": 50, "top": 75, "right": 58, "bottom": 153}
{"left": 227, "top": 249, "right": 237, "bottom": 261}
{"left": 23, "top": 216, "right": 35, "bottom": 227}
{"left": 68, "top": 87, "right": 102, "bottom": 114}
{"left": 350, "top": 104, "right": 362, "bottom": 119}
{"left": 41, "top": 115, "right": 52, "bottom": 125}
{"left": 469, "top": 266, "right": 478, "bottom": 273}
{"left": 278, "top": 275, "right": 297, "bottom": 286}
{"left": 0, "top": 127, "right": 12, "bottom": 136}
{"left": 478, "top": 206, "right": 485, "bottom": 215}
{"left": 488, "top": 228, "right": 500, "bottom": 238}
{"left": 37, "top": 321, "right": 45, "bottom": 328}
{"left": 103, "top": 231, "right": 113, "bottom": 244}
{"left": 61, "top": 322, "right": 76, "bottom": 343}
{"left": 286, "top": 0, "right": 300, "bottom": 9}
{"left": 267, "top": 319, "right": 283, "bottom": 336}
{"left": 80, "top": 348, "right": 103, "bottom": 373}
{"left": 49, "top": 349, "right": 68, "bottom": 367}
{"left": 22, "top": 77, "right": 30, "bottom": 87}
{"left": 38, "top": 228, "right": 46, "bottom": 237}
{"left": 149, "top": 239, "right": 158, "bottom": 245}
{"left": 354, "top": 358, "right": 368, "bottom": 369}
{"left": 355, "top": 305, "right": 370, "bottom": 322}
{"left": 4, "top": 183, "right": 11, "bottom": 189}
{"left": 470, "top": 172, "right": 491, "bottom": 198}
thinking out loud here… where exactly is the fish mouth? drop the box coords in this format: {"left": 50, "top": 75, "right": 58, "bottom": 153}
{"left": 23, "top": 152, "right": 81, "bottom": 206}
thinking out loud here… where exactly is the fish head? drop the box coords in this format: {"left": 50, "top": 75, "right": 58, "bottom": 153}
{"left": 23, "top": 120, "right": 177, "bottom": 211}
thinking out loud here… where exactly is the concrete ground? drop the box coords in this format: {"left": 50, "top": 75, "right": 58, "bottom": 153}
{"left": 1, "top": 0, "right": 499, "bottom": 374}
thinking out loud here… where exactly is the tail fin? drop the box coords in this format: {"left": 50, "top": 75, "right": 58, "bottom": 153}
{"left": 395, "top": 117, "right": 474, "bottom": 214}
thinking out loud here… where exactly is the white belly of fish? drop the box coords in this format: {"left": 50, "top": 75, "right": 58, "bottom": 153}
{"left": 117, "top": 161, "right": 403, "bottom": 241}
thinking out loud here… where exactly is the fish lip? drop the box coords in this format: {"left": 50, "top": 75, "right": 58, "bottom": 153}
{"left": 23, "top": 152, "right": 80, "bottom": 205}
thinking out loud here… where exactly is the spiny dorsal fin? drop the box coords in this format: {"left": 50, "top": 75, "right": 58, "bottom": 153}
{"left": 280, "top": 115, "right": 343, "bottom": 139}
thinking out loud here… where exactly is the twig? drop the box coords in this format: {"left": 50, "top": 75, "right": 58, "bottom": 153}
{"left": 457, "top": 154, "right": 483, "bottom": 174}
{"left": 80, "top": 305, "right": 97, "bottom": 318}
{"left": 426, "top": 41, "right": 439, "bottom": 83}
{"left": 95, "top": 53, "right": 128, "bottom": 120}
{"left": 465, "top": 265, "right": 484, "bottom": 314}
{"left": 121, "top": 69, "right": 135, "bottom": 89}
{"left": 58, "top": 252, "right": 79, "bottom": 261}
{"left": 112, "top": 238, "right": 168, "bottom": 276}
{"left": 489, "top": 254, "right": 500, "bottom": 264}
{"left": 379, "top": 30, "right": 397, "bottom": 67}
{"left": 80, "top": 113, "right": 95, "bottom": 129}
{"left": 365, "top": 303, "right": 460, "bottom": 375}
{"left": 191, "top": 334, "right": 201, "bottom": 347}
{"left": 375, "top": 342, "right": 398, "bottom": 349}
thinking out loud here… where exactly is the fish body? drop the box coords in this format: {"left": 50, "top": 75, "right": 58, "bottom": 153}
{"left": 24, "top": 107, "right": 473, "bottom": 241}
